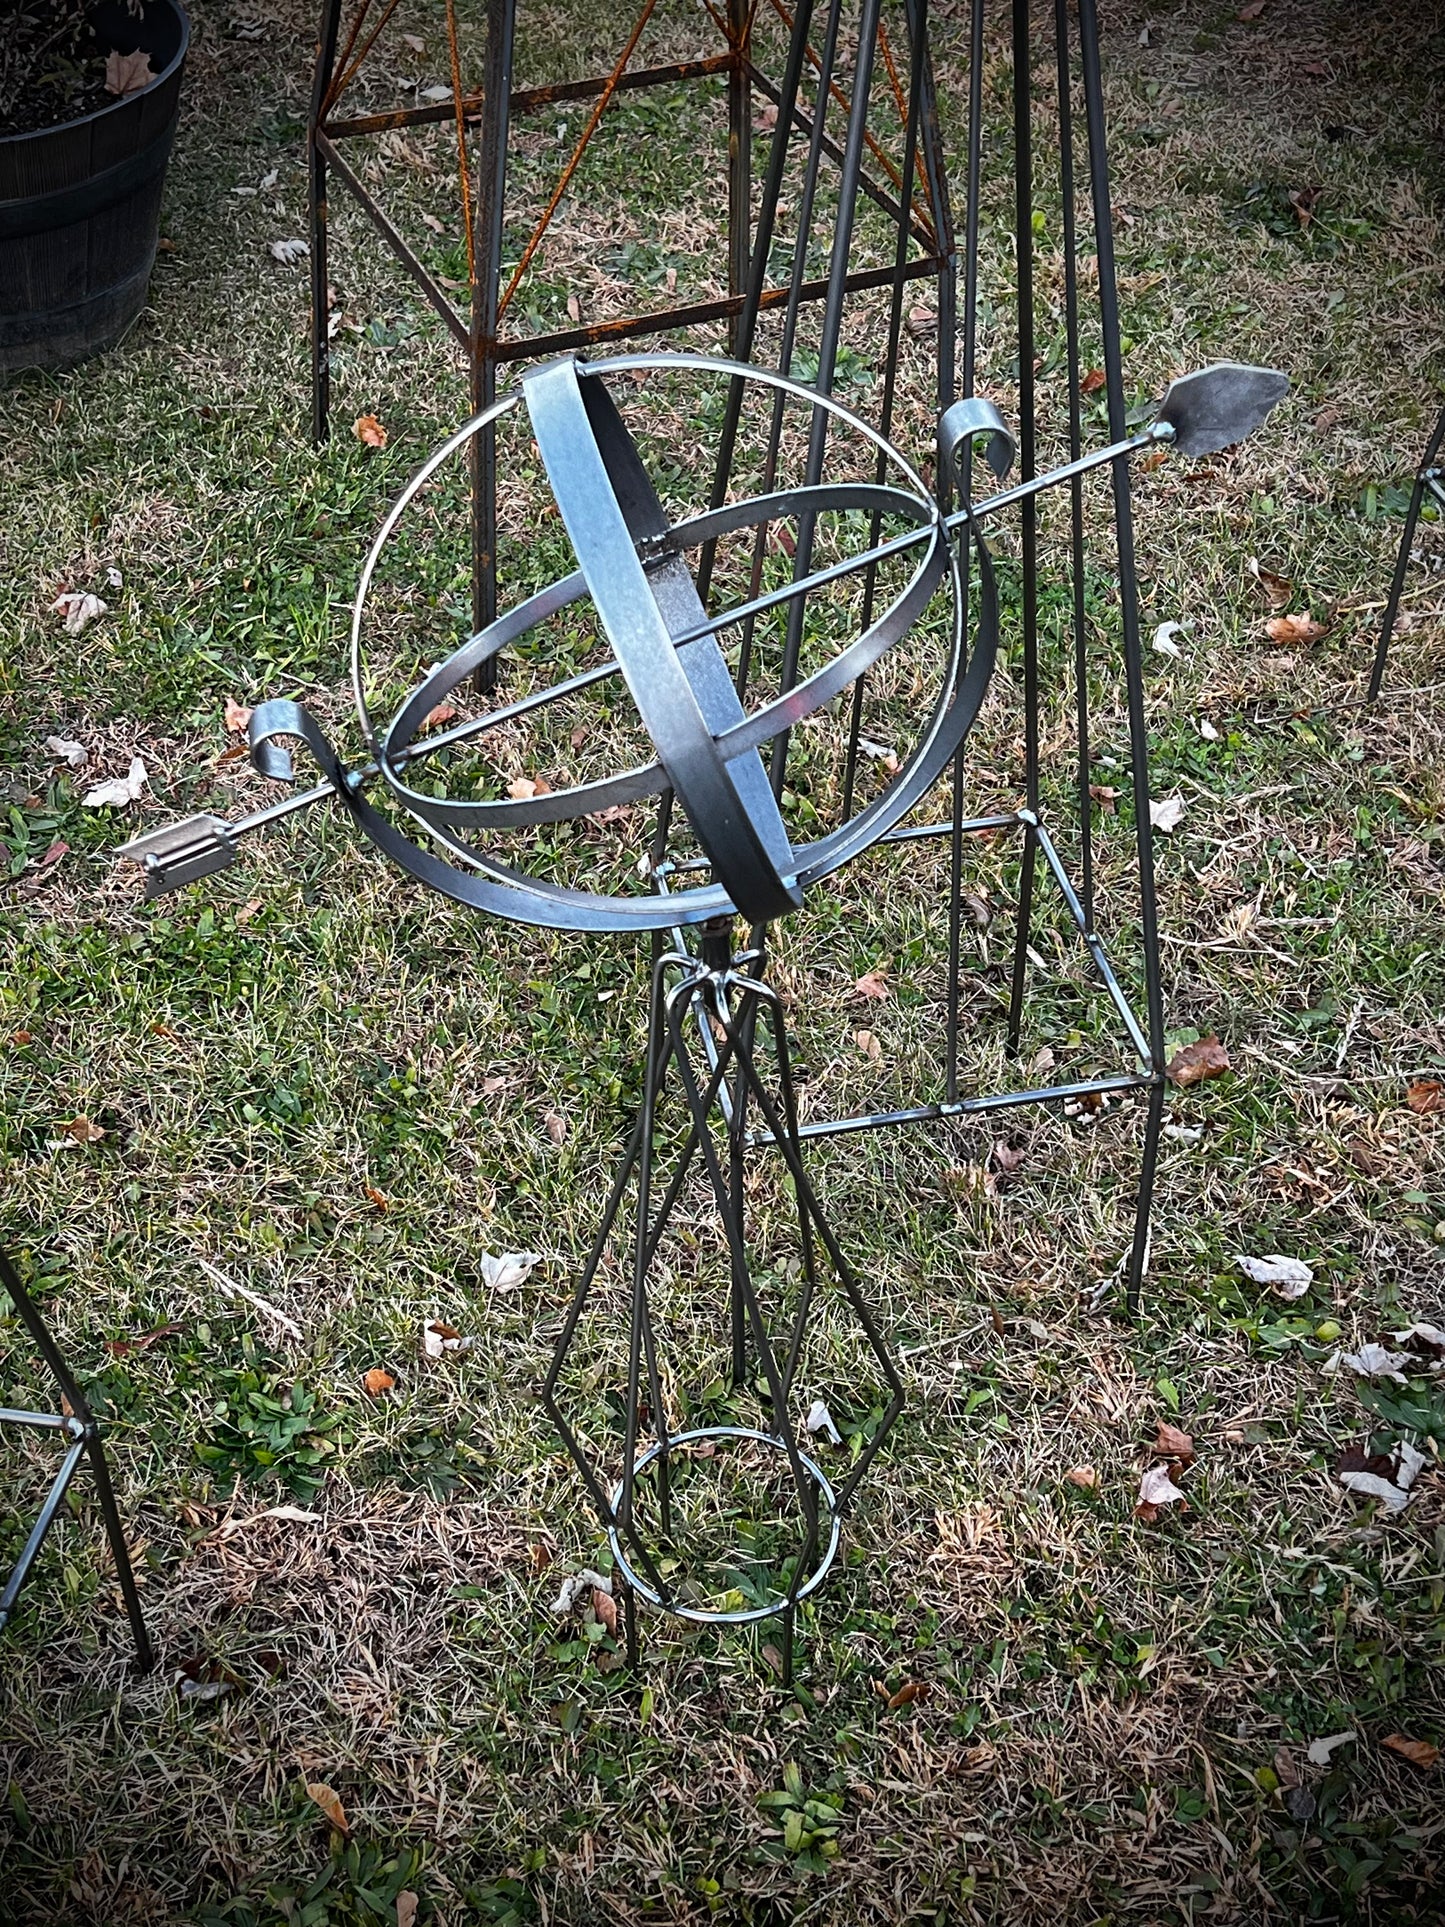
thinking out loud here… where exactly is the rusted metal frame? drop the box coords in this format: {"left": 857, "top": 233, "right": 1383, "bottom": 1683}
{"left": 444, "top": 0, "right": 477, "bottom": 286}
{"left": 761, "top": 0, "right": 933, "bottom": 240}
{"left": 486, "top": 257, "right": 940, "bottom": 359}
{"left": 309, "top": 0, "right": 346, "bottom": 443}
{"left": 328, "top": 0, "right": 404, "bottom": 114}
{"left": 495, "top": 0, "right": 663, "bottom": 324}
{"left": 325, "top": 0, "right": 374, "bottom": 114}
{"left": 322, "top": 57, "right": 738, "bottom": 141}
{"left": 315, "top": 132, "right": 471, "bottom": 351}
{"left": 745, "top": 66, "right": 931, "bottom": 247}
{"left": 904, "top": 0, "right": 955, "bottom": 420}
{"left": 470, "top": 0, "right": 515, "bottom": 674}
{"left": 726, "top": 0, "right": 753, "bottom": 358}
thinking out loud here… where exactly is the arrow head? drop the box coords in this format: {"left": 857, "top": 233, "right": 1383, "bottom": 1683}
{"left": 1155, "top": 363, "right": 1289, "bottom": 457}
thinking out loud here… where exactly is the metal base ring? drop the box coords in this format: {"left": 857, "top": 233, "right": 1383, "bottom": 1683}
{"left": 606, "top": 1424, "right": 843, "bottom": 1625}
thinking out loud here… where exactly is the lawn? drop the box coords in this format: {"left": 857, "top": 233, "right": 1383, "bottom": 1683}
{"left": 1, "top": 1, "right": 1443, "bottom": 1923}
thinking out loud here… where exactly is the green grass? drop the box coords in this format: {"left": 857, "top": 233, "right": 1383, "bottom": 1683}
{"left": 2, "top": 0, "right": 1444, "bottom": 1923}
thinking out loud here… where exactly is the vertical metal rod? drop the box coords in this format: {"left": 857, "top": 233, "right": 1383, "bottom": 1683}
{"left": 1127, "top": 1077, "right": 1164, "bottom": 1322}
{"left": 308, "top": 0, "right": 345, "bottom": 443}
{"left": 945, "top": 0, "right": 986, "bottom": 1104}
{"left": 86, "top": 1436, "right": 155, "bottom": 1673}
{"left": 726, "top": 0, "right": 753, "bottom": 358}
{"left": 840, "top": 0, "right": 930, "bottom": 818}
{"left": 1005, "top": 0, "right": 1040, "bottom": 1058}
{"left": 1054, "top": 0, "right": 1094, "bottom": 929}
{"left": 770, "top": 0, "right": 885, "bottom": 797}
{"left": 1369, "top": 406, "right": 1445, "bottom": 700}
{"left": 1077, "top": 0, "right": 1167, "bottom": 1318}
{"left": 908, "top": 0, "right": 957, "bottom": 434}
{"left": 695, "top": 0, "right": 819, "bottom": 609}
{"left": 469, "top": 0, "right": 515, "bottom": 693}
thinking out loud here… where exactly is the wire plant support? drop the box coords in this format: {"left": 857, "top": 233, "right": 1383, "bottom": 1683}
{"left": 0, "top": 1243, "right": 153, "bottom": 1671}
{"left": 1368, "top": 402, "right": 1445, "bottom": 701}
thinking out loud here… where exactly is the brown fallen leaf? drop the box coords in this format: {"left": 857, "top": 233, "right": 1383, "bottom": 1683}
{"left": 1166, "top": 1036, "right": 1231, "bottom": 1088}
{"left": 854, "top": 1029, "right": 882, "bottom": 1062}
{"left": 215, "top": 743, "right": 250, "bottom": 769}
{"left": 1155, "top": 1420, "right": 1195, "bottom": 1463}
{"left": 1406, "top": 1078, "right": 1445, "bottom": 1115}
{"left": 422, "top": 702, "right": 458, "bottom": 731}
{"left": 1265, "top": 613, "right": 1327, "bottom": 646}
{"left": 1237, "top": 0, "right": 1265, "bottom": 17}
{"left": 1089, "top": 782, "right": 1120, "bottom": 813}
{"left": 1274, "top": 1746, "right": 1300, "bottom": 1789}
{"left": 64, "top": 1115, "right": 106, "bottom": 1145}
{"left": 592, "top": 1587, "right": 618, "bottom": 1637}
{"left": 1080, "top": 368, "right": 1106, "bottom": 395}
{"left": 990, "top": 1138, "right": 1027, "bottom": 1182}
{"left": 543, "top": 1110, "right": 568, "bottom": 1146}
{"left": 105, "top": 48, "right": 156, "bottom": 96}
{"left": 306, "top": 1782, "right": 350, "bottom": 1834}
{"left": 236, "top": 899, "right": 263, "bottom": 925}
{"left": 104, "top": 1321, "right": 185, "bottom": 1359}
{"left": 11, "top": 1030, "right": 35, "bottom": 1046}
{"left": 1382, "top": 1734, "right": 1440, "bottom": 1770}
{"left": 886, "top": 1679, "right": 931, "bottom": 1710}
{"left": 224, "top": 697, "right": 253, "bottom": 734}
{"left": 1290, "top": 185, "right": 1322, "bottom": 228}
{"left": 508, "top": 774, "right": 552, "bottom": 800}
{"left": 906, "top": 305, "right": 937, "bottom": 338}
{"left": 761, "top": 1641, "right": 784, "bottom": 1676}
{"left": 354, "top": 413, "right": 388, "bottom": 448}
{"left": 853, "top": 970, "right": 890, "bottom": 1000}
{"left": 364, "top": 1184, "right": 389, "bottom": 1214}
{"left": 396, "top": 1894, "right": 420, "bottom": 1927}
{"left": 529, "top": 1540, "right": 552, "bottom": 1575}
{"left": 1064, "top": 1464, "right": 1099, "bottom": 1492}
{"left": 1248, "top": 558, "right": 1294, "bottom": 608}
{"left": 362, "top": 1367, "right": 395, "bottom": 1396}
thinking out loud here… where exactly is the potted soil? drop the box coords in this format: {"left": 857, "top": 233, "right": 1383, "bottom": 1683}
{"left": 1, "top": 1, "right": 190, "bottom": 373}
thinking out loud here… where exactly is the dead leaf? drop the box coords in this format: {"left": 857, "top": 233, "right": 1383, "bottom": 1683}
{"left": 64, "top": 1115, "right": 105, "bottom": 1145}
{"left": 1135, "top": 1461, "right": 1188, "bottom": 1521}
{"left": 1237, "top": 0, "right": 1265, "bottom": 17}
{"left": 1322, "top": 1342, "right": 1410, "bottom": 1386}
{"left": 989, "top": 1139, "right": 1027, "bottom": 1183}
{"left": 422, "top": 703, "right": 458, "bottom": 731}
{"left": 1306, "top": 1730, "right": 1356, "bottom": 1766}
{"left": 1405, "top": 1078, "right": 1445, "bottom": 1115}
{"left": 45, "top": 736, "right": 87, "bottom": 768}
{"left": 480, "top": 1251, "right": 541, "bottom": 1292}
{"left": 1335, "top": 1440, "right": 1426, "bottom": 1513}
{"left": 105, "top": 48, "right": 155, "bottom": 95}
{"left": 529, "top": 1541, "right": 552, "bottom": 1575}
{"left": 551, "top": 1567, "right": 611, "bottom": 1617}
{"left": 82, "top": 756, "right": 148, "bottom": 809}
{"left": 1149, "top": 794, "right": 1186, "bottom": 833}
{"left": 1165, "top": 1036, "right": 1230, "bottom": 1087}
{"left": 362, "top": 1367, "right": 395, "bottom": 1396}
{"left": 592, "top": 1588, "right": 618, "bottom": 1636}
{"left": 1237, "top": 1252, "right": 1313, "bottom": 1298}
{"left": 268, "top": 237, "right": 309, "bottom": 265}
{"left": 363, "top": 1184, "right": 389, "bottom": 1214}
{"left": 854, "top": 1029, "right": 882, "bottom": 1062}
{"left": 306, "top": 1782, "right": 350, "bottom": 1834}
{"left": 104, "top": 1321, "right": 185, "bottom": 1359}
{"left": 1064, "top": 1465, "right": 1099, "bottom": 1491}
{"left": 1089, "top": 783, "right": 1120, "bottom": 812}
{"left": 566, "top": 293, "right": 581, "bottom": 324}
{"left": 761, "top": 1642, "right": 784, "bottom": 1675}
{"left": 354, "top": 413, "right": 388, "bottom": 448}
{"left": 753, "top": 100, "right": 779, "bottom": 131}
{"left": 806, "top": 1398, "right": 843, "bottom": 1446}
{"left": 1080, "top": 368, "right": 1106, "bottom": 395}
{"left": 1154, "top": 1420, "right": 1195, "bottom": 1462}
{"left": 886, "top": 1679, "right": 931, "bottom": 1710}
{"left": 543, "top": 1110, "right": 568, "bottom": 1146}
{"left": 52, "top": 590, "right": 108, "bottom": 635}
{"left": 1152, "top": 620, "right": 1186, "bottom": 657}
{"left": 1382, "top": 1734, "right": 1440, "bottom": 1770}
{"left": 420, "top": 1318, "right": 470, "bottom": 1360}
{"left": 907, "top": 305, "right": 937, "bottom": 337}
{"left": 853, "top": 970, "right": 890, "bottom": 1000}
{"left": 1265, "top": 613, "right": 1327, "bottom": 646}
{"left": 1289, "top": 185, "right": 1322, "bottom": 228}
{"left": 1248, "top": 557, "right": 1294, "bottom": 608}
{"left": 396, "top": 1894, "right": 420, "bottom": 1927}
{"left": 1274, "top": 1746, "right": 1300, "bottom": 1789}
{"left": 224, "top": 697, "right": 252, "bottom": 733}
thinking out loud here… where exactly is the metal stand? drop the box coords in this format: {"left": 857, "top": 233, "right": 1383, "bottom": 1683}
{"left": 668, "top": 0, "right": 1170, "bottom": 1318}
{"left": 1368, "top": 403, "right": 1445, "bottom": 701}
{"left": 307, "top": 0, "right": 956, "bottom": 645}
{"left": 0, "top": 1244, "right": 153, "bottom": 1671}
{"left": 542, "top": 919, "right": 901, "bottom": 1685}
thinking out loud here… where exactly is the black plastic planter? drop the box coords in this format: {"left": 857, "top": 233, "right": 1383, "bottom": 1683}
{"left": 0, "top": 0, "right": 190, "bottom": 374}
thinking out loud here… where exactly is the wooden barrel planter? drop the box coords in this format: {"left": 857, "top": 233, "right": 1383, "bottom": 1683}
{"left": 0, "top": 0, "right": 190, "bottom": 374}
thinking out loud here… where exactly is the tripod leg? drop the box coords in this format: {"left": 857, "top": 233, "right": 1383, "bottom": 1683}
{"left": 85, "top": 1435, "right": 155, "bottom": 1673}
{"left": 470, "top": 0, "right": 515, "bottom": 692}
{"left": 1368, "top": 406, "right": 1445, "bottom": 700}
{"left": 308, "top": 0, "right": 344, "bottom": 444}
{"left": 1126, "top": 1076, "right": 1165, "bottom": 1323}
